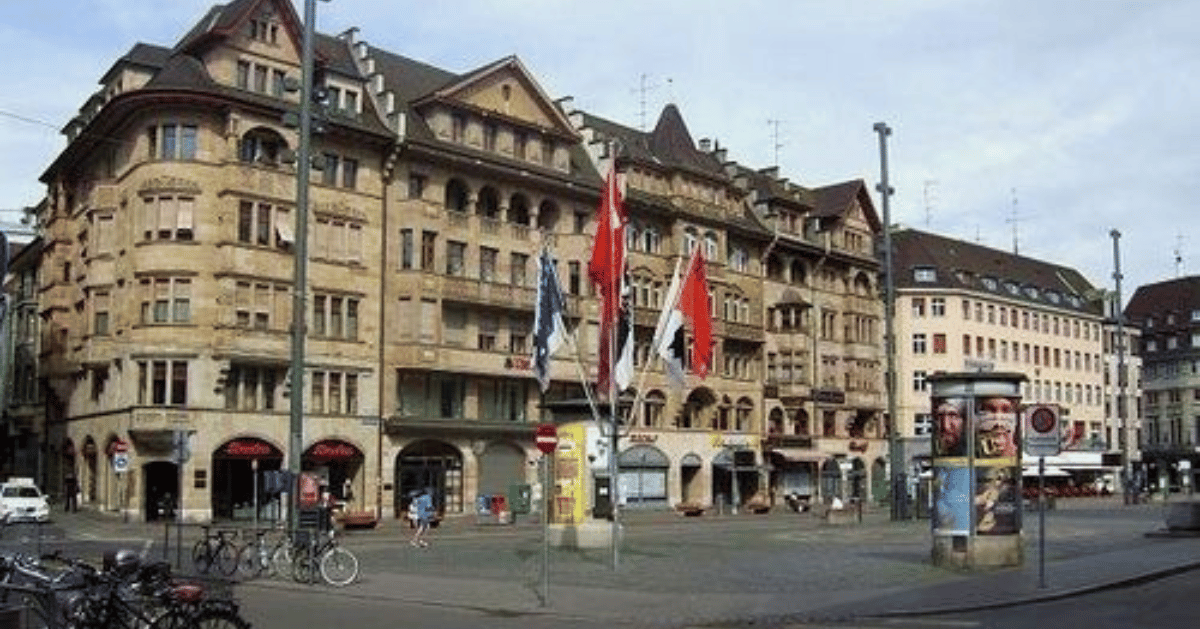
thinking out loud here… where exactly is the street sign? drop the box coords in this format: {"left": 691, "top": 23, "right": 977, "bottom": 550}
{"left": 112, "top": 452, "right": 130, "bottom": 474}
{"left": 1024, "top": 404, "right": 1062, "bottom": 457}
{"left": 535, "top": 423, "right": 558, "bottom": 454}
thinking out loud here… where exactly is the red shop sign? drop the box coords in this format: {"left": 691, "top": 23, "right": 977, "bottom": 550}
{"left": 223, "top": 439, "right": 281, "bottom": 459}
{"left": 306, "top": 440, "right": 360, "bottom": 461}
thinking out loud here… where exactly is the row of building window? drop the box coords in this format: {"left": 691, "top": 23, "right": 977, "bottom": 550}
{"left": 911, "top": 332, "right": 1104, "bottom": 373}
{"left": 910, "top": 296, "right": 1101, "bottom": 341}
{"left": 912, "top": 370, "right": 1101, "bottom": 407}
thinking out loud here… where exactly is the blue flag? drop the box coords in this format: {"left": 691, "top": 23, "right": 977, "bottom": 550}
{"left": 532, "top": 249, "right": 567, "bottom": 392}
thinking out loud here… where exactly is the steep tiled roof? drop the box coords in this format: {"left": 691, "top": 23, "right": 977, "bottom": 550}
{"left": 893, "top": 227, "right": 1101, "bottom": 315}
{"left": 1125, "top": 276, "right": 1200, "bottom": 325}
{"left": 577, "top": 106, "right": 726, "bottom": 182}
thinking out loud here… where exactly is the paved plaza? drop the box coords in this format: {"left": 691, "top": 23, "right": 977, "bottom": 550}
{"left": 10, "top": 496, "right": 1200, "bottom": 627}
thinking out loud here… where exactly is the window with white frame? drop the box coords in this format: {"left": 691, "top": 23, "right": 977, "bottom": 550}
{"left": 704, "top": 231, "right": 719, "bottom": 260}
{"left": 310, "top": 370, "right": 359, "bottom": 415}
{"left": 235, "top": 281, "right": 287, "bottom": 331}
{"left": 224, "top": 364, "right": 280, "bottom": 411}
{"left": 912, "top": 333, "right": 928, "bottom": 354}
{"left": 913, "top": 266, "right": 936, "bottom": 283}
{"left": 92, "top": 290, "right": 110, "bottom": 336}
{"left": 728, "top": 243, "right": 749, "bottom": 272}
{"left": 137, "top": 359, "right": 189, "bottom": 406}
{"left": 147, "top": 123, "right": 197, "bottom": 160}
{"left": 319, "top": 153, "right": 358, "bottom": 189}
{"left": 139, "top": 277, "right": 191, "bottom": 324}
{"left": 142, "top": 195, "right": 195, "bottom": 241}
{"left": 313, "top": 217, "right": 363, "bottom": 263}
{"left": 510, "top": 252, "right": 529, "bottom": 287}
{"left": 311, "top": 292, "right": 359, "bottom": 340}
{"left": 238, "top": 200, "right": 291, "bottom": 249}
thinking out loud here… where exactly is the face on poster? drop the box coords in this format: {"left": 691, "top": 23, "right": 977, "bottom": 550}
{"left": 932, "top": 465, "right": 972, "bottom": 536}
{"left": 931, "top": 396, "right": 967, "bottom": 458}
{"left": 974, "top": 465, "right": 1020, "bottom": 535}
{"left": 975, "top": 396, "right": 1019, "bottom": 460}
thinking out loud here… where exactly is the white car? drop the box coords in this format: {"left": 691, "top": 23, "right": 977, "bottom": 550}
{"left": 0, "top": 479, "right": 50, "bottom": 523}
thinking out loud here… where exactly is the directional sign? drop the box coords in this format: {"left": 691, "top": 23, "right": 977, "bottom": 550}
{"left": 1024, "top": 404, "right": 1062, "bottom": 457}
{"left": 535, "top": 423, "right": 558, "bottom": 454}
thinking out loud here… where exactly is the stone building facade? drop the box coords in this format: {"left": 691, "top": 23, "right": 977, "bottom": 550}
{"left": 21, "top": 0, "right": 886, "bottom": 522}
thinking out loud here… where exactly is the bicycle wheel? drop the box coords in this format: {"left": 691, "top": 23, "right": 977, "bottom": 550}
{"left": 148, "top": 609, "right": 196, "bottom": 629}
{"left": 291, "top": 551, "right": 316, "bottom": 584}
{"left": 192, "top": 539, "right": 213, "bottom": 574}
{"left": 192, "top": 607, "right": 251, "bottom": 629}
{"left": 216, "top": 542, "right": 240, "bottom": 577}
{"left": 319, "top": 546, "right": 359, "bottom": 587}
{"left": 272, "top": 543, "right": 295, "bottom": 579}
{"left": 236, "top": 543, "right": 265, "bottom": 579}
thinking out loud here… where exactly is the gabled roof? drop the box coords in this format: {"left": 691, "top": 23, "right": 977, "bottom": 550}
{"left": 413, "top": 55, "right": 579, "bottom": 141}
{"left": 811, "top": 180, "right": 881, "bottom": 233}
{"left": 577, "top": 105, "right": 727, "bottom": 183}
{"left": 892, "top": 227, "right": 1101, "bottom": 314}
{"left": 174, "top": 0, "right": 303, "bottom": 57}
{"left": 98, "top": 43, "right": 172, "bottom": 85}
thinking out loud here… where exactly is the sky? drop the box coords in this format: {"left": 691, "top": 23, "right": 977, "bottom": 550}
{"left": 1, "top": 0, "right": 1196, "bottom": 301}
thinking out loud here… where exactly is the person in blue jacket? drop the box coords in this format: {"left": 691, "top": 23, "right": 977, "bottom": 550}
{"left": 410, "top": 488, "right": 435, "bottom": 548}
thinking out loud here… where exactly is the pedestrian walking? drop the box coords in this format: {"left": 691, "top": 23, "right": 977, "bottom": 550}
{"left": 409, "top": 488, "right": 435, "bottom": 548}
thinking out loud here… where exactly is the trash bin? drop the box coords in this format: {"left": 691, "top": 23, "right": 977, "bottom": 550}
{"left": 508, "top": 483, "right": 531, "bottom": 514}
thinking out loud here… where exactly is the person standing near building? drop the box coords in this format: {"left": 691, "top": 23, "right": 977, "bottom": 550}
{"left": 409, "top": 488, "right": 435, "bottom": 548}
{"left": 64, "top": 474, "right": 79, "bottom": 512}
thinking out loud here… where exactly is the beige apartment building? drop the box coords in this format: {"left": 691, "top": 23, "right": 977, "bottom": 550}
{"left": 891, "top": 228, "right": 1126, "bottom": 485}
{"left": 18, "top": 0, "right": 887, "bottom": 522}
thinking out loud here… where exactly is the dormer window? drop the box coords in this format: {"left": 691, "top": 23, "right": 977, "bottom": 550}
{"left": 914, "top": 266, "right": 937, "bottom": 283}
{"left": 981, "top": 277, "right": 998, "bottom": 291}
{"left": 249, "top": 16, "right": 279, "bottom": 44}
{"left": 1024, "top": 286, "right": 1039, "bottom": 299}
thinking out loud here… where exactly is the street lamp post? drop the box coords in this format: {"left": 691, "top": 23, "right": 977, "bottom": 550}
{"left": 288, "top": 0, "right": 321, "bottom": 531}
{"left": 874, "top": 122, "right": 904, "bottom": 520}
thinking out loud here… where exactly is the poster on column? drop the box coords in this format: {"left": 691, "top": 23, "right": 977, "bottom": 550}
{"left": 974, "top": 465, "right": 1020, "bottom": 535}
{"left": 932, "top": 465, "right": 971, "bottom": 536}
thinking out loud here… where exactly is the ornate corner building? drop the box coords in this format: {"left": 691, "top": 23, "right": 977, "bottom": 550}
{"left": 15, "top": 0, "right": 887, "bottom": 522}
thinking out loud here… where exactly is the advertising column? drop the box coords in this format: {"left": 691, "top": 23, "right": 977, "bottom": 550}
{"left": 929, "top": 372, "right": 1025, "bottom": 569}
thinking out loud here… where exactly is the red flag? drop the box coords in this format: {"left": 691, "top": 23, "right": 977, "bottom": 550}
{"left": 588, "top": 167, "right": 626, "bottom": 393}
{"left": 678, "top": 249, "right": 712, "bottom": 378}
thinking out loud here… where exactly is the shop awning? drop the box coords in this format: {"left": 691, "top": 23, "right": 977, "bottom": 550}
{"left": 1023, "top": 466, "right": 1070, "bottom": 478}
{"left": 766, "top": 448, "right": 829, "bottom": 464}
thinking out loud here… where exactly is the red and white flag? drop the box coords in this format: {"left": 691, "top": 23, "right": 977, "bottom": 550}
{"left": 588, "top": 167, "right": 627, "bottom": 394}
{"left": 654, "top": 249, "right": 712, "bottom": 387}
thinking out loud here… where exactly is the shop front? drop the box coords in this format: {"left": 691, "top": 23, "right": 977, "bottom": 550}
{"left": 211, "top": 437, "right": 283, "bottom": 520}
{"left": 303, "top": 439, "right": 365, "bottom": 505}
{"left": 395, "top": 440, "right": 463, "bottom": 517}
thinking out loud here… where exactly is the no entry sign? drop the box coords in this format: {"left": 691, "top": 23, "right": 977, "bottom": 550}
{"left": 535, "top": 423, "right": 558, "bottom": 454}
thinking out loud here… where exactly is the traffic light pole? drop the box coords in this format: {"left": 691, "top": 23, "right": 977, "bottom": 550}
{"left": 874, "top": 122, "right": 905, "bottom": 520}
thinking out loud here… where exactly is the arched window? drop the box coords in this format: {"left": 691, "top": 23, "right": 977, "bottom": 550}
{"left": 642, "top": 225, "right": 661, "bottom": 253}
{"left": 444, "top": 179, "right": 470, "bottom": 213}
{"left": 683, "top": 227, "right": 698, "bottom": 255}
{"left": 477, "top": 186, "right": 500, "bottom": 219}
{"left": 239, "top": 127, "right": 287, "bottom": 165}
{"left": 508, "top": 193, "right": 530, "bottom": 225}
{"left": 704, "top": 231, "right": 719, "bottom": 261}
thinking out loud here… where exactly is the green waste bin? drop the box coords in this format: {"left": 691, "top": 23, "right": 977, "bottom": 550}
{"left": 508, "top": 483, "right": 532, "bottom": 514}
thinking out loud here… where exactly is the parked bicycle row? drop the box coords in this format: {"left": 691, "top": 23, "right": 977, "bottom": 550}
{"left": 173, "top": 520, "right": 359, "bottom": 587}
{"left": 0, "top": 548, "right": 248, "bottom": 628}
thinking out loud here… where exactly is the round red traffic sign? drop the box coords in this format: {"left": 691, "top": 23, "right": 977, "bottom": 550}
{"left": 535, "top": 423, "right": 558, "bottom": 454}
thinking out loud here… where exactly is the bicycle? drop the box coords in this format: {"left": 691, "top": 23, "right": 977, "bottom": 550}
{"left": 192, "top": 526, "right": 240, "bottom": 577}
{"left": 290, "top": 527, "right": 359, "bottom": 587}
{"left": 237, "top": 524, "right": 289, "bottom": 579}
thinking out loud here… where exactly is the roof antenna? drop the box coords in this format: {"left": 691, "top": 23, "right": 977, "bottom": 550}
{"left": 1176, "top": 233, "right": 1186, "bottom": 277}
{"left": 767, "top": 119, "right": 785, "bottom": 168}
{"left": 1005, "top": 187, "right": 1024, "bottom": 255}
{"left": 923, "top": 180, "right": 938, "bottom": 228}
{"left": 630, "top": 73, "right": 659, "bottom": 131}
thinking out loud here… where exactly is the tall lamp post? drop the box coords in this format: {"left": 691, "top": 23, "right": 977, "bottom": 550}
{"left": 288, "top": 0, "right": 323, "bottom": 530}
{"left": 874, "top": 122, "right": 904, "bottom": 520}
{"left": 1110, "top": 229, "right": 1132, "bottom": 504}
